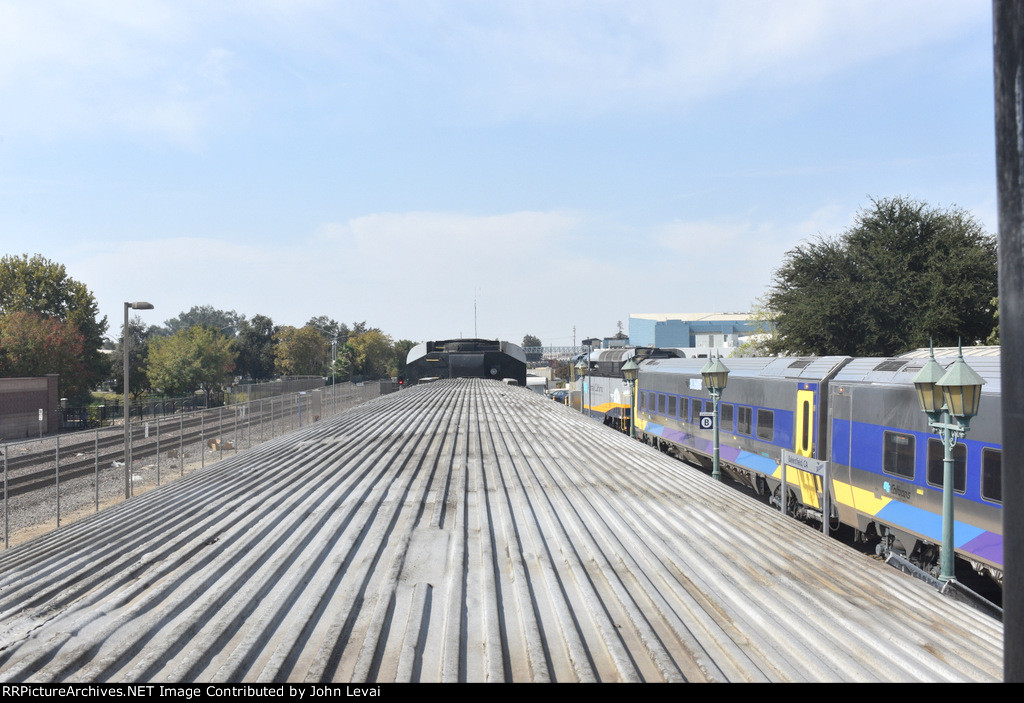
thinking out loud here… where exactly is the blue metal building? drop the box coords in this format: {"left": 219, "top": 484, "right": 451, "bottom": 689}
{"left": 628, "top": 313, "right": 759, "bottom": 349}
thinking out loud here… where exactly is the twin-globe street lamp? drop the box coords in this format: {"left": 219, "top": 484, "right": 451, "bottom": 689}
{"left": 911, "top": 343, "right": 985, "bottom": 583}
{"left": 620, "top": 353, "right": 731, "bottom": 480}
{"left": 123, "top": 301, "right": 154, "bottom": 499}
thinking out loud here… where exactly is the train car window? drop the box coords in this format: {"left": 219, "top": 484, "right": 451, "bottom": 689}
{"left": 691, "top": 399, "right": 703, "bottom": 422}
{"left": 657, "top": 393, "right": 666, "bottom": 415}
{"left": 721, "top": 403, "right": 734, "bottom": 431}
{"left": 883, "top": 431, "right": 915, "bottom": 479}
{"left": 680, "top": 397, "right": 689, "bottom": 422}
{"left": 738, "top": 406, "right": 752, "bottom": 435}
{"left": 667, "top": 395, "right": 677, "bottom": 418}
{"left": 756, "top": 409, "right": 774, "bottom": 441}
{"left": 801, "top": 400, "right": 810, "bottom": 452}
{"left": 926, "top": 439, "right": 966, "bottom": 493}
{"left": 982, "top": 448, "right": 1002, "bottom": 504}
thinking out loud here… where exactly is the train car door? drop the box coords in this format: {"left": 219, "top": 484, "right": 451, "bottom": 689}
{"left": 790, "top": 387, "right": 822, "bottom": 508}
{"left": 795, "top": 388, "right": 814, "bottom": 458}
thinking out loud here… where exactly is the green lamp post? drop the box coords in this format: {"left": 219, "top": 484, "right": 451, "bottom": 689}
{"left": 700, "top": 354, "right": 731, "bottom": 482}
{"left": 621, "top": 357, "right": 639, "bottom": 438}
{"left": 911, "top": 342, "right": 985, "bottom": 583}
{"left": 576, "top": 359, "right": 588, "bottom": 416}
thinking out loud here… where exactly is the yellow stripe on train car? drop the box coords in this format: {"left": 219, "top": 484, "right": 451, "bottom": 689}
{"left": 773, "top": 464, "right": 822, "bottom": 510}
{"left": 827, "top": 478, "right": 891, "bottom": 516}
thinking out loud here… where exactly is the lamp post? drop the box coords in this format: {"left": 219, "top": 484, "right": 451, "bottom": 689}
{"left": 621, "top": 357, "right": 639, "bottom": 438}
{"left": 575, "top": 359, "right": 587, "bottom": 416}
{"left": 700, "top": 354, "right": 731, "bottom": 482}
{"left": 912, "top": 342, "right": 985, "bottom": 583}
{"left": 586, "top": 348, "right": 592, "bottom": 417}
{"left": 331, "top": 335, "right": 338, "bottom": 415}
{"left": 123, "top": 301, "right": 154, "bottom": 499}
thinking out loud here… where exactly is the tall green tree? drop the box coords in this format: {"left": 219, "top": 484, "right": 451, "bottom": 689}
{"left": 391, "top": 339, "right": 417, "bottom": 379}
{"left": 110, "top": 315, "right": 151, "bottom": 400}
{"left": 765, "top": 197, "right": 997, "bottom": 357}
{"left": 274, "top": 325, "right": 330, "bottom": 377}
{"left": 236, "top": 314, "right": 279, "bottom": 380}
{"left": 0, "top": 254, "right": 108, "bottom": 391}
{"left": 153, "top": 305, "right": 243, "bottom": 338}
{"left": 0, "top": 311, "right": 89, "bottom": 400}
{"left": 306, "top": 316, "right": 348, "bottom": 345}
{"left": 147, "top": 326, "right": 236, "bottom": 404}
{"left": 348, "top": 330, "right": 395, "bottom": 380}
{"left": 522, "top": 334, "right": 542, "bottom": 362}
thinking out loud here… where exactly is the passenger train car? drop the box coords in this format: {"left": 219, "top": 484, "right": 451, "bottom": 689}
{"left": 632, "top": 350, "right": 1003, "bottom": 584}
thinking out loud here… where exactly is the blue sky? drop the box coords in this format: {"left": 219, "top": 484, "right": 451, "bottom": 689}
{"left": 0, "top": 1, "right": 997, "bottom": 347}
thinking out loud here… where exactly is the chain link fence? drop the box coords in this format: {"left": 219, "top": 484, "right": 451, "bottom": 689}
{"left": 2, "top": 380, "right": 395, "bottom": 549}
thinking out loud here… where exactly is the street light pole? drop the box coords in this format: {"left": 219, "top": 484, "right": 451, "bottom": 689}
{"left": 575, "top": 359, "right": 587, "bottom": 416}
{"left": 701, "top": 354, "right": 731, "bottom": 482}
{"left": 123, "top": 301, "right": 154, "bottom": 499}
{"left": 912, "top": 342, "right": 985, "bottom": 582}
{"left": 621, "top": 357, "right": 639, "bottom": 439}
{"left": 332, "top": 335, "right": 338, "bottom": 416}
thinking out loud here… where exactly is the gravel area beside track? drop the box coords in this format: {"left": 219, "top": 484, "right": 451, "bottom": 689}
{"left": 2, "top": 383, "right": 388, "bottom": 548}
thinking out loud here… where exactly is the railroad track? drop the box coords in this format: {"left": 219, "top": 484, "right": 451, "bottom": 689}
{"left": 2, "top": 401, "right": 309, "bottom": 499}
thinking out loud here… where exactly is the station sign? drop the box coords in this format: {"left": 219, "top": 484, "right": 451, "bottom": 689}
{"left": 781, "top": 450, "right": 828, "bottom": 477}
{"left": 698, "top": 412, "right": 715, "bottom": 430}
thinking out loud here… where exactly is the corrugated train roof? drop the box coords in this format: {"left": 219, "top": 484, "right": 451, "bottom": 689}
{"left": 0, "top": 380, "right": 1002, "bottom": 683}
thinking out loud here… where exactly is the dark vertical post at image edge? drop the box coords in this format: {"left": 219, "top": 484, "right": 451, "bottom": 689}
{"left": 993, "top": 0, "right": 1023, "bottom": 683}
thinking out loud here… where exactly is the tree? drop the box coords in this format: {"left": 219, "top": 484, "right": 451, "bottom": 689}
{"left": 0, "top": 311, "right": 89, "bottom": 400}
{"left": 306, "top": 316, "right": 348, "bottom": 345}
{"left": 733, "top": 296, "right": 778, "bottom": 357}
{"left": 154, "top": 305, "right": 243, "bottom": 338}
{"left": 0, "top": 254, "right": 109, "bottom": 391}
{"left": 274, "top": 326, "right": 329, "bottom": 377}
{"left": 110, "top": 315, "right": 151, "bottom": 399}
{"left": 987, "top": 297, "right": 1000, "bottom": 345}
{"left": 147, "top": 326, "right": 236, "bottom": 404}
{"left": 235, "top": 314, "right": 279, "bottom": 380}
{"left": 764, "top": 197, "right": 998, "bottom": 357}
{"left": 522, "top": 334, "right": 542, "bottom": 362}
{"left": 391, "top": 339, "right": 417, "bottom": 380}
{"left": 348, "top": 330, "right": 394, "bottom": 380}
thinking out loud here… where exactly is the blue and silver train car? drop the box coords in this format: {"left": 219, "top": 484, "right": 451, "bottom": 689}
{"left": 635, "top": 356, "right": 850, "bottom": 508}
{"left": 634, "top": 351, "right": 1003, "bottom": 583}
{"left": 826, "top": 353, "right": 1002, "bottom": 582}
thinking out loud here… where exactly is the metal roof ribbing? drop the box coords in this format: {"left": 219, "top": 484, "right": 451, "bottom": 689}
{"left": 0, "top": 380, "right": 1003, "bottom": 683}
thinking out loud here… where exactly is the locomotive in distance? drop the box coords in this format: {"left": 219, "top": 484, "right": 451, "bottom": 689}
{"left": 578, "top": 346, "right": 1003, "bottom": 587}
{"left": 405, "top": 339, "right": 527, "bottom": 387}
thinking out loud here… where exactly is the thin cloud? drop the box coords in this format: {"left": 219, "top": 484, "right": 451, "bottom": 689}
{"left": 0, "top": 2, "right": 988, "bottom": 140}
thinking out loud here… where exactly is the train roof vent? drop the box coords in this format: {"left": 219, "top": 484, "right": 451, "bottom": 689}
{"left": 873, "top": 360, "right": 908, "bottom": 372}
{"left": 787, "top": 359, "right": 813, "bottom": 369}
